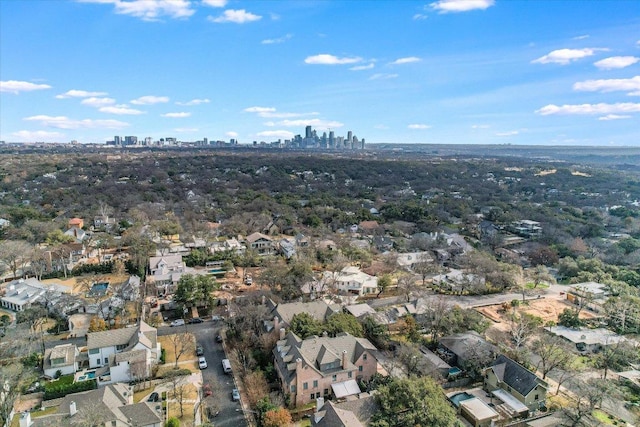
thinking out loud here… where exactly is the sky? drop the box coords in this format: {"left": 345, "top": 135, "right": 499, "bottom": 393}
{"left": 1, "top": 0, "right": 639, "bottom": 146}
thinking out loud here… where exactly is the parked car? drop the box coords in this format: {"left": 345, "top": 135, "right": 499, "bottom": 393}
{"left": 216, "top": 335, "right": 223, "bottom": 343}
{"left": 203, "top": 383, "right": 212, "bottom": 397}
{"left": 187, "top": 317, "right": 203, "bottom": 324}
{"left": 170, "top": 319, "right": 185, "bottom": 327}
{"left": 232, "top": 389, "right": 240, "bottom": 401}
{"left": 211, "top": 315, "right": 223, "bottom": 321}
{"left": 147, "top": 392, "right": 159, "bottom": 402}
{"left": 198, "top": 356, "right": 208, "bottom": 369}
{"left": 196, "top": 345, "right": 204, "bottom": 356}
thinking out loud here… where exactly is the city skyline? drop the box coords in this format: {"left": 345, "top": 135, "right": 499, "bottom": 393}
{"left": 1, "top": 0, "right": 639, "bottom": 146}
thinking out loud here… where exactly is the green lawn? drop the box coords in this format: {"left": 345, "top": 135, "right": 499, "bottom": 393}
{"left": 592, "top": 409, "right": 615, "bottom": 425}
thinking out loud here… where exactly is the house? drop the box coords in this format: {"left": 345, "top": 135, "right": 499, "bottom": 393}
{"left": 265, "top": 300, "right": 340, "bottom": 331}
{"left": 483, "top": 355, "right": 548, "bottom": 413}
{"left": 358, "top": 221, "right": 380, "bottom": 234}
{"left": 86, "top": 321, "right": 160, "bottom": 385}
{"left": 510, "top": 220, "right": 542, "bottom": 239}
{"left": 20, "top": 383, "right": 162, "bottom": 427}
{"left": 372, "top": 236, "right": 394, "bottom": 252}
{"left": 566, "top": 281, "right": 609, "bottom": 313}
{"left": 119, "top": 275, "right": 141, "bottom": 301}
{"left": 344, "top": 304, "right": 376, "bottom": 319}
{"left": 396, "top": 251, "right": 433, "bottom": 271}
{"left": 93, "top": 214, "right": 117, "bottom": 231}
{"left": 331, "top": 266, "right": 378, "bottom": 296}
{"left": 313, "top": 393, "right": 378, "bottom": 427}
{"left": 64, "top": 226, "right": 87, "bottom": 243}
{"left": 43, "top": 344, "right": 79, "bottom": 378}
{"left": 274, "top": 331, "right": 381, "bottom": 407}
{"left": 148, "top": 254, "right": 186, "bottom": 296}
{"left": 246, "top": 232, "right": 275, "bottom": 255}
{"left": 68, "top": 217, "right": 84, "bottom": 229}
{"left": 438, "top": 331, "right": 497, "bottom": 371}
{"left": 546, "top": 325, "right": 632, "bottom": 353}
{"left": 279, "top": 238, "right": 296, "bottom": 259}
{"left": 432, "top": 269, "right": 485, "bottom": 293}
{"left": 478, "top": 221, "right": 499, "bottom": 239}
{"left": 453, "top": 396, "right": 500, "bottom": 427}
{"left": 0, "top": 278, "right": 67, "bottom": 312}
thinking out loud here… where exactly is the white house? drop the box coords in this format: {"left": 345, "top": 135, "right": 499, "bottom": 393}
{"left": 332, "top": 266, "right": 379, "bottom": 296}
{"left": 43, "top": 344, "right": 79, "bottom": 378}
{"left": 148, "top": 254, "right": 186, "bottom": 296}
{"left": 86, "top": 321, "right": 160, "bottom": 385}
{"left": 0, "top": 278, "right": 68, "bottom": 312}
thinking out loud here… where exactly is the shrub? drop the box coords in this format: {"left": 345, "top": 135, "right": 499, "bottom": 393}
{"left": 166, "top": 417, "right": 180, "bottom": 427}
{"left": 160, "top": 348, "right": 166, "bottom": 364}
{"left": 43, "top": 378, "right": 97, "bottom": 400}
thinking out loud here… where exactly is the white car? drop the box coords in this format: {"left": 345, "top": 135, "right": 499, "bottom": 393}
{"left": 170, "top": 319, "right": 185, "bottom": 327}
{"left": 198, "top": 356, "right": 208, "bottom": 369}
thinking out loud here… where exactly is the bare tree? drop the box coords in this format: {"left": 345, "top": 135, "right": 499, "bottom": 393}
{"left": 397, "top": 273, "right": 417, "bottom": 302}
{"left": 0, "top": 240, "right": 32, "bottom": 279}
{"left": 561, "top": 379, "right": 611, "bottom": 427}
{"left": 167, "top": 332, "right": 194, "bottom": 368}
{"left": 533, "top": 334, "right": 573, "bottom": 380}
{"left": 507, "top": 311, "right": 543, "bottom": 349}
{"left": 412, "top": 254, "right": 440, "bottom": 286}
{"left": 0, "top": 363, "right": 24, "bottom": 427}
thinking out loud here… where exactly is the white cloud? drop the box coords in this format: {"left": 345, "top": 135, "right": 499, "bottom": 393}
{"left": 130, "top": 95, "right": 169, "bottom": 105}
{"left": 369, "top": 73, "right": 398, "bottom": 80}
{"left": 162, "top": 112, "right": 191, "bottom": 118}
{"left": 471, "top": 124, "right": 490, "bottom": 129}
{"left": 430, "top": 0, "right": 495, "bottom": 13}
{"left": 261, "top": 34, "right": 292, "bottom": 44}
{"left": 24, "top": 115, "right": 129, "bottom": 129}
{"left": 598, "top": 114, "right": 631, "bottom": 121}
{"left": 408, "top": 124, "right": 431, "bottom": 129}
{"left": 413, "top": 13, "right": 428, "bottom": 20}
{"left": 573, "top": 35, "right": 590, "bottom": 40}
{"left": 81, "top": 97, "right": 116, "bottom": 107}
{"left": 496, "top": 130, "right": 519, "bottom": 136}
{"left": 55, "top": 89, "right": 107, "bottom": 98}
{"left": 201, "top": 0, "right": 227, "bottom": 7}
{"left": 0, "top": 80, "right": 52, "bottom": 94}
{"left": 304, "top": 54, "right": 362, "bottom": 65}
{"left": 350, "top": 64, "right": 375, "bottom": 71}
{"left": 390, "top": 57, "right": 421, "bottom": 65}
{"left": 593, "top": 56, "right": 639, "bottom": 70}
{"left": 374, "top": 124, "right": 389, "bottom": 130}
{"left": 12, "top": 130, "right": 64, "bottom": 141}
{"left": 573, "top": 76, "right": 640, "bottom": 96}
{"left": 208, "top": 9, "right": 262, "bottom": 23}
{"left": 174, "top": 127, "right": 199, "bottom": 132}
{"left": 99, "top": 105, "right": 144, "bottom": 115}
{"left": 260, "top": 111, "right": 317, "bottom": 118}
{"left": 226, "top": 131, "right": 238, "bottom": 138}
{"left": 79, "top": 0, "right": 195, "bottom": 21}
{"left": 535, "top": 102, "right": 640, "bottom": 115}
{"left": 532, "top": 48, "right": 607, "bottom": 65}
{"left": 269, "top": 119, "right": 344, "bottom": 129}
{"left": 244, "top": 106, "right": 276, "bottom": 113}
{"left": 257, "top": 130, "right": 295, "bottom": 139}
{"left": 176, "top": 98, "right": 210, "bottom": 106}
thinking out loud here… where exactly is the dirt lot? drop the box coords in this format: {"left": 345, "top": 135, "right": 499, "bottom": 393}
{"left": 477, "top": 297, "right": 599, "bottom": 331}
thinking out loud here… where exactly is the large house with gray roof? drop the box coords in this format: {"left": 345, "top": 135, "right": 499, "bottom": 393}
{"left": 483, "top": 355, "right": 547, "bottom": 413}
{"left": 0, "top": 278, "right": 68, "bottom": 312}
{"left": 19, "top": 383, "right": 162, "bottom": 427}
{"left": 265, "top": 300, "right": 340, "bottom": 331}
{"left": 274, "top": 331, "right": 381, "bottom": 407}
{"left": 148, "top": 254, "right": 186, "bottom": 296}
{"left": 43, "top": 344, "right": 79, "bottom": 378}
{"left": 86, "top": 321, "right": 160, "bottom": 385}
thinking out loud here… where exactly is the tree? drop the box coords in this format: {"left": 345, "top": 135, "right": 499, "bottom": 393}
{"left": 0, "top": 240, "right": 32, "bottom": 279}
{"left": 527, "top": 265, "right": 556, "bottom": 289}
{"left": 325, "top": 313, "right": 364, "bottom": 337}
{"left": 558, "top": 308, "right": 582, "bottom": 328}
{"left": 263, "top": 407, "right": 292, "bottom": 427}
{"left": 16, "top": 305, "right": 48, "bottom": 334}
{"left": 593, "top": 341, "right": 639, "bottom": 379}
{"left": 45, "top": 229, "right": 75, "bottom": 246}
{"left": 243, "top": 370, "right": 269, "bottom": 408}
{"left": 0, "top": 363, "right": 25, "bottom": 427}
{"left": 377, "top": 274, "right": 392, "bottom": 297}
{"left": 371, "top": 377, "right": 457, "bottom": 427}
{"left": 166, "top": 417, "right": 181, "bottom": 427}
{"left": 508, "top": 311, "right": 543, "bottom": 349}
{"left": 88, "top": 317, "right": 108, "bottom": 332}
{"left": 402, "top": 315, "right": 421, "bottom": 343}
{"left": 174, "top": 274, "right": 217, "bottom": 311}
{"left": 412, "top": 255, "right": 439, "bottom": 286}
{"left": 533, "top": 334, "right": 573, "bottom": 380}
{"left": 362, "top": 315, "right": 390, "bottom": 349}
{"left": 561, "top": 379, "right": 611, "bottom": 427}
{"left": 289, "top": 313, "right": 322, "bottom": 339}
{"left": 167, "top": 332, "right": 194, "bottom": 368}
{"left": 396, "top": 273, "right": 417, "bottom": 302}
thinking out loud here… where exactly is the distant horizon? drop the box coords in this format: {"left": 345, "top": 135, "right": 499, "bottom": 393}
{"left": 1, "top": 0, "right": 639, "bottom": 145}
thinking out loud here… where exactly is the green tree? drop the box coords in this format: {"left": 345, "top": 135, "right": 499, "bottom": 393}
{"left": 166, "top": 417, "right": 180, "bottom": 427}
{"left": 45, "top": 229, "right": 75, "bottom": 246}
{"left": 289, "top": 313, "right": 323, "bottom": 339}
{"left": 558, "top": 308, "right": 582, "bottom": 328}
{"left": 325, "top": 313, "right": 364, "bottom": 337}
{"left": 362, "top": 315, "right": 390, "bottom": 349}
{"left": 377, "top": 274, "right": 392, "bottom": 297}
{"left": 174, "top": 274, "right": 218, "bottom": 310}
{"left": 371, "top": 377, "right": 457, "bottom": 427}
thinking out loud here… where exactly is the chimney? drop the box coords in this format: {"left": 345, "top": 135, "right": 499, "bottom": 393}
{"left": 19, "top": 412, "right": 32, "bottom": 427}
{"left": 296, "top": 357, "right": 302, "bottom": 372}
{"left": 279, "top": 327, "right": 286, "bottom": 340}
{"left": 69, "top": 401, "right": 77, "bottom": 417}
{"left": 322, "top": 331, "right": 328, "bottom": 337}
{"left": 316, "top": 396, "right": 325, "bottom": 412}
{"left": 342, "top": 350, "right": 348, "bottom": 369}
{"left": 273, "top": 316, "right": 280, "bottom": 332}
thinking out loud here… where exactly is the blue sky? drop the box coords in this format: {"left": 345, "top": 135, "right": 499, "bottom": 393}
{"left": 1, "top": 0, "right": 639, "bottom": 145}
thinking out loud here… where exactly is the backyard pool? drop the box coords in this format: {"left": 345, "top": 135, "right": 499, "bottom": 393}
{"left": 77, "top": 371, "right": 96, "bottom": 381}
{"left": 89, "top": 282, "right": 109, "bottom": 296}
{"left": 449, "top": 391, "right": 474, "bottom": 408}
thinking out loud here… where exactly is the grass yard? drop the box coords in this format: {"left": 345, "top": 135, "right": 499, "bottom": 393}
{"left": 592, "top": 409, "right": 616, "bottom": 425}
{"left": 157, "top": 333, "right": 198, "bottom": 376}
{"left": 167, "top": 384, "right": 199, "bottom": 427}
{"left": 133, "top": 386, "right": 155, "bottom": 403}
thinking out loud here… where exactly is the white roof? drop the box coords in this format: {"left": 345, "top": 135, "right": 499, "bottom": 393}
{"left": 547, "top": 326, "right": 631, "bottom": 346}
{"left": 331, "top": 379, "right": 361, "bottom": 399}
{"left": 460, "top": 397, "right": 499, "bottom": 421}
{"left": 491, "top": 389, "right": 528, "bottom": 413}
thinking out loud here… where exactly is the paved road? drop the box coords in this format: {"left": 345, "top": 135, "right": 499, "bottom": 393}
{"left": 170, "top": 321, "right": 248, "bottom": 427}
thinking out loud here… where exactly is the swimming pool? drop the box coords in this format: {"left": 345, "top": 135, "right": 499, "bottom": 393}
{"left": 449, "top": 392, "right": 474, "bottom": 408}
{"left": 77, "top": 371, "right": 96, "bottom": 381}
